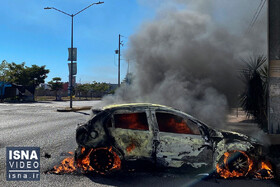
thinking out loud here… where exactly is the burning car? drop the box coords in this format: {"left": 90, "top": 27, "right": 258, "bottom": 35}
{"left": 74, "top": 103, "right": 273, "bottom": 178}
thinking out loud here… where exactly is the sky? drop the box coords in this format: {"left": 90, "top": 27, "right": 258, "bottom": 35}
{"left": 0, "top": 0, "right": 266, "bottom": 84}
{"left": 0, "top": 0, "right": 156, "bottom": 84}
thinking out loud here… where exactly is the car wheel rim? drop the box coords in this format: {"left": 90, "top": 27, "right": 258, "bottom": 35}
{"left": 227, "top": 151, "right": 249, "bottom": 173}
{"left": 89, "top": 148, "right": 115, "bottom": 174}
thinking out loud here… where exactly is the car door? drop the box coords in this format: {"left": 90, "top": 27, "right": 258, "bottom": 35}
{"left": 108, "top": 109, "right": 154, "bottom": 160}
{"left": 154, "top": 111, "right": 213, "bottom": 168}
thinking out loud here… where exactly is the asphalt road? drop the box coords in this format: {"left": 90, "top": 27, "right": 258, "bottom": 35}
{"left": 0, "top": 101, "right": 278, "bottom": 187}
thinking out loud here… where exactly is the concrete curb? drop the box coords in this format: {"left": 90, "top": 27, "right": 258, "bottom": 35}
{"left": 57, "top": 106, "right": 92, "bottom": 112}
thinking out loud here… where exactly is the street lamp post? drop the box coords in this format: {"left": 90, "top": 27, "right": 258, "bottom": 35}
{"left": 44, "top": 1, "right": 104, "bottom": 108}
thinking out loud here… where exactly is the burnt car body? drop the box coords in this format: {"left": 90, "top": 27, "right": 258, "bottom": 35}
{"left": 75, "top": 103, "right": 270, "bottom": 177}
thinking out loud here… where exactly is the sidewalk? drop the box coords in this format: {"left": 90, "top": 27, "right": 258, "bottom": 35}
{"left": 227, "top": 108, "right": 280, "bottom": 145}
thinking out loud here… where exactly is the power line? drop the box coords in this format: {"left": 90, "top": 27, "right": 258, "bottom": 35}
{"left": 249, "top": 0, "right": 264, "bottom": 27}
{"left": 247, "top": 0, "right": 266, "bottom": 33}
{"left": 251, "top": 0, "right": 266, "bottom": 28}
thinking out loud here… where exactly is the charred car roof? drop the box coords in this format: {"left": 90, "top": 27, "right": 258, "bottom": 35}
{"left": 101, "top": 103, "right": 198, "bottom": 120}
{"left": 102, "top": 103, "right": 173, "bottom": 110}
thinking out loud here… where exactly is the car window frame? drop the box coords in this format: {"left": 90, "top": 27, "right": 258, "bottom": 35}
{"left": 154, "top": 109, "right": 202, "bottom": 136}
{"left": 109, "top": 109, "right": 152, "bottom": 131}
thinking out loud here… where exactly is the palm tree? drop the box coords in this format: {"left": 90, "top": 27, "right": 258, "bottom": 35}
{"left": 240, "top": 55, "right": 268, "bottom": 131}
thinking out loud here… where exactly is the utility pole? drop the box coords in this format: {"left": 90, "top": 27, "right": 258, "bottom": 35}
{"left": 127, "top": 59, "right": 130, "bottom": 74}
{"left": 118, "top": 34, "right": 121, "bottom": 87}
{"left": 44, "top": 1, "right": 104, "bottom": 108}
{"left": 268, "top": 0, "right": 280, "bottom": 133}
{"left": 70, "top": 15, "right": 74, "bottom": 108}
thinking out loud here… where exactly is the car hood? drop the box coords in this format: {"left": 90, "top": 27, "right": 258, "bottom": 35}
{"left": 207, "top": 126, "right": 259, "bottom": 144}
{"left": 220, "top": 130, "right": 259, "bottom": 144}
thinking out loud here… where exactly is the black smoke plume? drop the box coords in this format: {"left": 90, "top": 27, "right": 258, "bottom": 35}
{"left": 100, "top": 1, "right": 266, "bottom": 128}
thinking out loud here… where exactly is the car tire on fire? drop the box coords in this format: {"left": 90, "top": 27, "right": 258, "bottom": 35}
{"left": 227, "top": 151, "right": 250, "bottom": 174}
{"left": 216, "top": 150, "right": 253, "bottom": 178}
{"left": 75, "top": 146, "right": 122, "bottom": 175}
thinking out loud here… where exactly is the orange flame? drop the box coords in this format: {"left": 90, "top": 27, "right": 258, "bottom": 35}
{"left": 52, "top": 157, "right": 76, "bottom": 174}
{"left": 50, "top": 147, "right": 121, "bottom": 175}
{"left": 254, "top": 161, "right": 274, "bottom": 179}
{"left": 216, "top": 150, "right": 253, "bottom": 179}
{"left": 126, "top": 143, "right": 136, "bottom": 153}
{"left": 76, "top": 148, "right": 94, "bottom": 172}
{"left": 109, "top": 147, "right": 121, "bottom": 171}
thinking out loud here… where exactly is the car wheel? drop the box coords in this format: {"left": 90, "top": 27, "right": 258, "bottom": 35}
{"left": 216, "top": 150, "right": 253, "bottom": 178}
{"left": 89, "top": 147, "right": 121, "bottom": 174}
{"left": 226, "top": 151, "right": 250, "bottom": 174}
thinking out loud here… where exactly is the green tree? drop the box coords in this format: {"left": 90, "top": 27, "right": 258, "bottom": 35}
{"left": 6, "top": 62, "right": 49, "bottom": 95}
{"left": 90, "top": 81, "right": 110, "bottom": 97}
{"left": 0, "top": 60, "right": 9, "bottom": 81}
{"left": 240, "top": 55, "right": 268, "bottom": 131}
{"left": 0, "top": 60, "right": 9, "bottom": 101}
{"left": 76, "top": 83, "right": 91, "bottom": 99}
{"left": 48, "top": 77, "right": 63, "bottom": 100}
{"left": 75, "top": 82, "right": 111, "bottom": 99}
